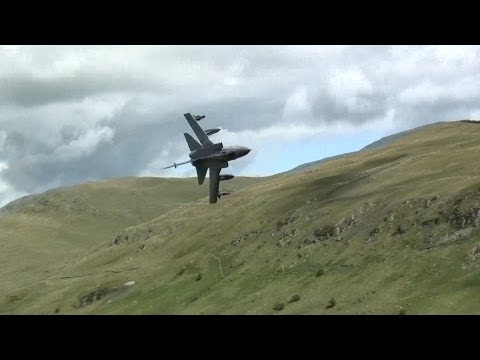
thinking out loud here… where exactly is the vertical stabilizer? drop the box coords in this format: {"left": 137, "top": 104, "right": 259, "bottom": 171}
{"left": 196, "top": 167, "right": 208, "bottom": 185}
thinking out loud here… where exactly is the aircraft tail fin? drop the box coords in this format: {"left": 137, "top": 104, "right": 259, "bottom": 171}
{"left": 196, "top": 166, "right": 208, "bottom": 185}
{"left": 184, "top": 133, "right": 203, "bottom": 151}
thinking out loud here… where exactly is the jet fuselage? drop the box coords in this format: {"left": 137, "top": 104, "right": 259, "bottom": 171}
{"left": 190, "top": 145, "right": 250, "bottom": 168}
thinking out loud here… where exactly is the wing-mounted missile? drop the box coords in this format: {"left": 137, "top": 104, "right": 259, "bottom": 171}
{"left": 217, "top": 191, "right": 231, "bottom": 199}
{"left": 219, "top": 174, "right": 234, "bottom": 181}
{"left": 205, "top": 128, "right": 220, "bottom": 136}
{"left": 162, "top": 159, "right": 192, "bottom": 169}
{"left": 194, "top": 115, "right": 205, "bottom": 121}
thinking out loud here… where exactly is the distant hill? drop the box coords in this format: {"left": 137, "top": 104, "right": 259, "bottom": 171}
{"left": 2, "top": 120, "right": 480, "bottom": 315}
{"left": 287, "top": 151, "right": 356, "bottom": 174}
{"left": 360, "top": 122, "right": 443, "bottom": 151}
{"left": 287, "top": 122, "right": 444, "bottom": 174}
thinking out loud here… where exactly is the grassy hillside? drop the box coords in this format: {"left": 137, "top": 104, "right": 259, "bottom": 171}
{"left": 0, "top": 176, "right": 259, "bottom": 301}
{"left": 2, "top": 121, "right": 480, "bottom": 314}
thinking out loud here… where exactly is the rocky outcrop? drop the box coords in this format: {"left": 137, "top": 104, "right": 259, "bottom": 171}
{"left": 276, "top": 214, "right": 298, "bottom": 229}
{"left": 112, "top": 231, "right": 129, "bottom": 245}
{"left": 448, "top": 207, "right": 480, "bottom": 229}
{"left": 313, "top": 225, "right": 335, "bottom": 241}
{"left": 231, "top": 230, "right": 260, "bottom": 246}
{"left": 75, "top": 287, "right": 118, "bottom": 308}
{"left": 277, "top": 228, "right": 298, "bottom": 247}
{"left": 111, "top": 227, "right": 153, "bottom": 246}
{"left": 467, "top": 246, "right": 480, "bottom": 261}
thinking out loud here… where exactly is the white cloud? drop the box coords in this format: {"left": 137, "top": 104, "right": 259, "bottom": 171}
{"left": 328, "top": 67, "right": 373, "bottom": 100}
{"left": 283, "top": 87, "right": 312, "bottom": 122}
{"left": 0, "top": 169, "right": 27, "bottom": 207}
{"left": 398, "top": 80, "right": 444, "bottom": 104}
{"left": 398, "top": 76, "right": 480, "bottom": 105}
{"left": 433, "top": 45, "right": 479, "bottom": 67}
{"left": 53, "top": 126, "right": 114, "bottom": 161}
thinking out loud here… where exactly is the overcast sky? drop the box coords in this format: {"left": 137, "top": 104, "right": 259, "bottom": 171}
{"left": 1, "top": 45, "right": 480, "bottom": 206}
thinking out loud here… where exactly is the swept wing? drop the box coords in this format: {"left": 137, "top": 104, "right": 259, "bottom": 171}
{"left": 184, "top": 113, "right": 213, "bottom": 147}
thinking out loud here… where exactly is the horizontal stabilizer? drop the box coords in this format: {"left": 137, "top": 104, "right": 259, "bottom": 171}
{"left": 184, "top": 133, "right": 202, "bottom": 151}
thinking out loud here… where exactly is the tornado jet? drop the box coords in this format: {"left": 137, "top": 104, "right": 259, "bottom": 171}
{"left": 163, "top": 113, "right": 251, "bottom": 204}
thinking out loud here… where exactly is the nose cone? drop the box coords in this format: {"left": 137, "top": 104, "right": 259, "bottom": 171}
{"left": 239, "top": 146, "right": 251, "bottom": 157}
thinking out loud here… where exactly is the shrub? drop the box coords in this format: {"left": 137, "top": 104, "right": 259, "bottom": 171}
{"left": 288, "top": 294, "right": 301, "bottom": 303}
{"left": 325, "top": 298, "right": 336, "bottom": 309}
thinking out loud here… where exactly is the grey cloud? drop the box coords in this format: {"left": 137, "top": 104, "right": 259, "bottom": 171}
{"left": 195, "top": 97, "right": 286, "bottom": 132}
{"left": 1, "top": 117, "right": 180, "bottom": 194}
{"left": 310, "top": 88, "right": 390, "bottom": 125}
{"left": 2, "top": 130, "right": 51, "bottom": 160}
{"left": 154, "top": 45, "right": 305, "bottom": 73}
{"left": 0, "top": 71, "right": 162, "bottom": 107}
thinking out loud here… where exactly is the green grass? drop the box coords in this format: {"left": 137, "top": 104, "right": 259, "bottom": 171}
{"left": 0, "top": 175, "right": 259, "bottom": 308}
{"left": 2, "top": 121, "right": 480, "bottom": 314}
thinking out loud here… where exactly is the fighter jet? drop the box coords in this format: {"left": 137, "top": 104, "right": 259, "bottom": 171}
{"left": 163, "top": 113, "right": 251, "bottom": 204}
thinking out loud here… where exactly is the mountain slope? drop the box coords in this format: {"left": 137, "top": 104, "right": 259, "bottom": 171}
{"left": 0, "top": 176, "right": 259, "bottom": 301}
{"left": 2, "top": 121, "right": 480, "bottom": 314}
{"left": 287, "top": 151, "right": 356, "bottom": 174}
{"left": 287, "top": 122, "right": 443, "bottom": 173}
{"left": 359, "top": 122, "right": 443, "bottom": 151}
